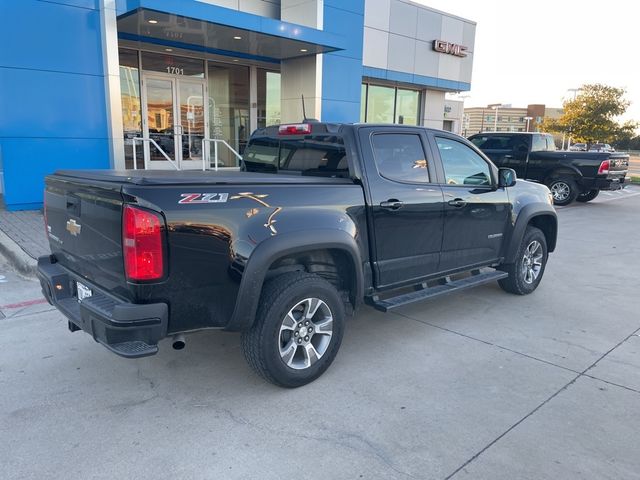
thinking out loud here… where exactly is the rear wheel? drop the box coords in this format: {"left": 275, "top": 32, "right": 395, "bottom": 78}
{"left": 241, "top": 272, "right": 345, "bottom": 388}
{"left": 576, "top": 189, "right": 600, "bottom": 203}
{"left": 498, "top": 226, "right": 548, "bottom": 295}
{"left": 546, "top": 177, "right": 578, "bottom": 206}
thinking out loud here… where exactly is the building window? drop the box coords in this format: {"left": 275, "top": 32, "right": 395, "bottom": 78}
{"left": 119, "top": 48, "right": 141, "bottom": 169}
{"left": 361, "top": 83, "right": 420, "bottom": 125}
{"left": 360, "top": 84, "right": 367, "bottom": 122}
{"left": 395, "top": 89, "right": 419, "bottom": 125}
{"left": 257, "top": 69, "right": 281, "bottom": 128}
{"left": 209, "top": 62, "right": 251, "bottom": 165}
{"left": 366, "top": 85, "right": 395, "bottom": 123}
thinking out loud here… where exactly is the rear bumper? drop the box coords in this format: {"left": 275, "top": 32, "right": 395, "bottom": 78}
{"left": 37, "top": 256, "right": 168, "bottom": 358}
{"left": 582, "top": 175, "right": 627, "bottom": 191}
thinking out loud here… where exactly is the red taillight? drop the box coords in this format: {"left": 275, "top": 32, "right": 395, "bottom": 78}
{"left": 123, "top": 205, "right": 164, "bottom": 281}
{"left": 278, "top": 123, "right": 312, "bottom": 135}
{"left": 597, "top": 159, "right": 610, "bottom": 175}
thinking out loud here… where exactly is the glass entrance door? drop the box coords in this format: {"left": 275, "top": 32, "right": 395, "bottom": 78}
{"left": 142, "top": 74, "right": 207, "bottom": 170}
{"left": 143, "top": 76, "right": 177, "bottom": 169}
{"left": 178, "top": 80, "right": 206, "bottom": 170}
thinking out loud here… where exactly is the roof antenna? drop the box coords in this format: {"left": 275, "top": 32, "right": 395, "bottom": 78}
{"left": 302, "top": 93, "right": 307, "bottom": 122}
{"left": 301, "top": 94, "right": 318, "bottom": 123}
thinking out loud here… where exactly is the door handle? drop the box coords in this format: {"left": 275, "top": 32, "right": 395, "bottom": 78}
{"left": 504, "top": 154, "right": 514, "bottom": 159}
{"left": 448, "top": 198, "right": 467, "bottom": 208}
{"left": 380, "top": 200, "right": 404, "bottom": 210}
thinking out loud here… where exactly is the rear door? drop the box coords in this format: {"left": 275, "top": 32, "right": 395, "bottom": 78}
{"left": 432, "top": 134, "right": 511, "bottom": 271}
{"left": 358, "top": 127, "right": 444, "bottom": 288}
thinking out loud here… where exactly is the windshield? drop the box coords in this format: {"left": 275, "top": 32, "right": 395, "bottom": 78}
{"left": 243, "top": 135, "right": 349, "bottom": 178}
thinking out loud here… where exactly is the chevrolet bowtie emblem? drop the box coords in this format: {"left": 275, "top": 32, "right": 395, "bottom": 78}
{"left": 66, "top": 219, "right": 82, "bottom": 236}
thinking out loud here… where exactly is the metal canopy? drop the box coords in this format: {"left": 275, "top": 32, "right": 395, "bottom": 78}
{"left": 117, "top": 8, "right": 341, "bottom": 63}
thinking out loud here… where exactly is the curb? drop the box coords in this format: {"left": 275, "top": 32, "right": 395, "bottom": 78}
{"left": 0, "top": 229, "right": 38, "bottom": 278}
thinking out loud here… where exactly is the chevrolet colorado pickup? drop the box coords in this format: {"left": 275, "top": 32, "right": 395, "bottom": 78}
{"left": 38, "top": 123, "right": 557, "bottom": 387}
{"left": 469, "top": 132, "right": 629, "bottom": 205}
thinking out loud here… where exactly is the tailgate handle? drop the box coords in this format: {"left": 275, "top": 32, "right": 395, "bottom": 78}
{"left": 66, "top": 196, "right": 81, "bottom": 215}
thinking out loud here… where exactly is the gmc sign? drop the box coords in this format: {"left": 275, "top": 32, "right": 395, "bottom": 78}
{"left": 433, "top": 40, "right": 468, "bottom": 58}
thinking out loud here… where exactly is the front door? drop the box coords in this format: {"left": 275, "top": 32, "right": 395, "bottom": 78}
{"left": 142, "top": 75, "right": 207, "bottom": 170}
{"left": 359, "top": 127, "right": 445, "bottom": 288}
{"left": 433, "top": 134, "right": 511, "bottom": 271}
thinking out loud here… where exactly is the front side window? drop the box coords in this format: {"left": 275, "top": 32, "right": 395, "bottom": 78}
{"left": 436, "top": 137, "right": 492, "bottom": 186}
{"left": 371, "top": 134, "right": 430, "bottom": 183}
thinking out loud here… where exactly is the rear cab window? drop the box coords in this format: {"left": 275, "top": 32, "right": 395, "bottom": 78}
{"left": 243, "top": 128, "right": 349, "bottom": 178}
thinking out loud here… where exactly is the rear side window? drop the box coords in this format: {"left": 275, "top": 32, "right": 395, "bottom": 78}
{"left": 545, "top": 135, "right": 557, "bottom": 151}
{"left": 371, "top": 133, "right": 430, "bottom": 183}
{"left": 436, "top": 137, "right": 492, "bottom": 186}
{"left": 531, "top": 135, "right": 547, "bottom": 152}
{"left": 243, "top": 135, "right": 348, "bottom": 177}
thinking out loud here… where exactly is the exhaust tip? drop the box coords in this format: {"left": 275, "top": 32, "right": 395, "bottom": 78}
{"left": 172, "top": 334, "right": 186, "bottom": 350}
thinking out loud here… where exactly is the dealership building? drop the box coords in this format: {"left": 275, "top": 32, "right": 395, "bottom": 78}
{"left": 0, "top": 0, "right": 475, "bottom": 210}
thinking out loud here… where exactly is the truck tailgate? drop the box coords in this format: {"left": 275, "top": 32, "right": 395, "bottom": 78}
{"left": 608, "top": 154, "right": 629, "bottom": 177}
{"left": 45, "top": 176, "right": 128, "bottom": 295}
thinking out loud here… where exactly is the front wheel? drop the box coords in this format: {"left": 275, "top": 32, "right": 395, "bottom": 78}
{"left": 576, "top": 189, "right": 600, "bottom": 203}
{"left": 241, "top": 272, "right": 345, "bottom": 388}
{"left": 547, "top": 177, "right": 578, "bottom": 206}
{"left": 498, "top": 226, "right": 548, "bottom": 295}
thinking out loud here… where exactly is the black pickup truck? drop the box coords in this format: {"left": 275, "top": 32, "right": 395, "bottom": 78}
{"left": 468, "top": 132, "right": 629, "bottom": 205}
{"left": 38, "top": 123, "right": 557, "bottom": 387}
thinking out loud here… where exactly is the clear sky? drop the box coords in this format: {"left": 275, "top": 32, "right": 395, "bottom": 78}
{"left": 412, "top": 0, "right": 638, "bottom": 126}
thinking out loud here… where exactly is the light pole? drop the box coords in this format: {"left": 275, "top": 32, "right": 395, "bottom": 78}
{"left": 492, "top": 105, "right": 500, "bottom": 132}
{"left": 524, "top": 116, "right": 533, "bottom": 132}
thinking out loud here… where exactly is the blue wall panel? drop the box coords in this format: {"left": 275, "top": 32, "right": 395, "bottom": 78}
{"left": 321, "top": 1, "right": 364, "bottom": 123}
{"left": 0, "top": 1, "right": 103, "bottom": 76}
{"left": 0, "top": 0, "right": 109, "bottom": 210}
{"left": 0, "top": 68, "right": 108, "bottom": 139}
{"left": 1, "top": 138, "right": 110, "bottom": 209}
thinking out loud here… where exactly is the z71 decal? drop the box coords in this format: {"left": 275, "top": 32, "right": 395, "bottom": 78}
{"left": 178, "top": 193, "right": 229, "bottom": 204}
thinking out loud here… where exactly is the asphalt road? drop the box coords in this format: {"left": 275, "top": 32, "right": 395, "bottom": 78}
{"left": 2, "top": 186, "right": 640, "bottom": 480}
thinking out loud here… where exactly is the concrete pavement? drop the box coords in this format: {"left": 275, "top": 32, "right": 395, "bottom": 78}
{"left": 1, "top": 186, "right": 639, "bottom": 480}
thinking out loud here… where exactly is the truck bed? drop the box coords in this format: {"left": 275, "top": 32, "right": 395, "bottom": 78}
{"left": 54, "top": 169, "right": 355, "bottom": 186}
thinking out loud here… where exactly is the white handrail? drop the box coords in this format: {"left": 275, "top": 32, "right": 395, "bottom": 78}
{"left": 201, "top": 139, "right": 243, "bottom": 171}
{"left": 132, "top": 137, "right": 179, "bottom": 170}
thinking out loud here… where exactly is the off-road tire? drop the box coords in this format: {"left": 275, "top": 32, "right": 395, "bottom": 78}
{"left": 241, "top": 272, "right": 345, "bottom": 388}
{"left": 498, "top": 226, "right": 548, "bottom": 295}
{"left": 576, "top": 189, "right": 600, "bottom": 203}
{"left": 546, "top": 176, "right": 578, "bottom": 206}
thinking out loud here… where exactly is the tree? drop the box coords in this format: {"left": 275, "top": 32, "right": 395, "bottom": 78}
{"left": 540, "top": 84, "right": 638, "bottom": 146}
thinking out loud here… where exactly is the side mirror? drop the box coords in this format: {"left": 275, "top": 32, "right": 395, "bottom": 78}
{"left": 498, "top": 168, "right": 517, "bottom": 187}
